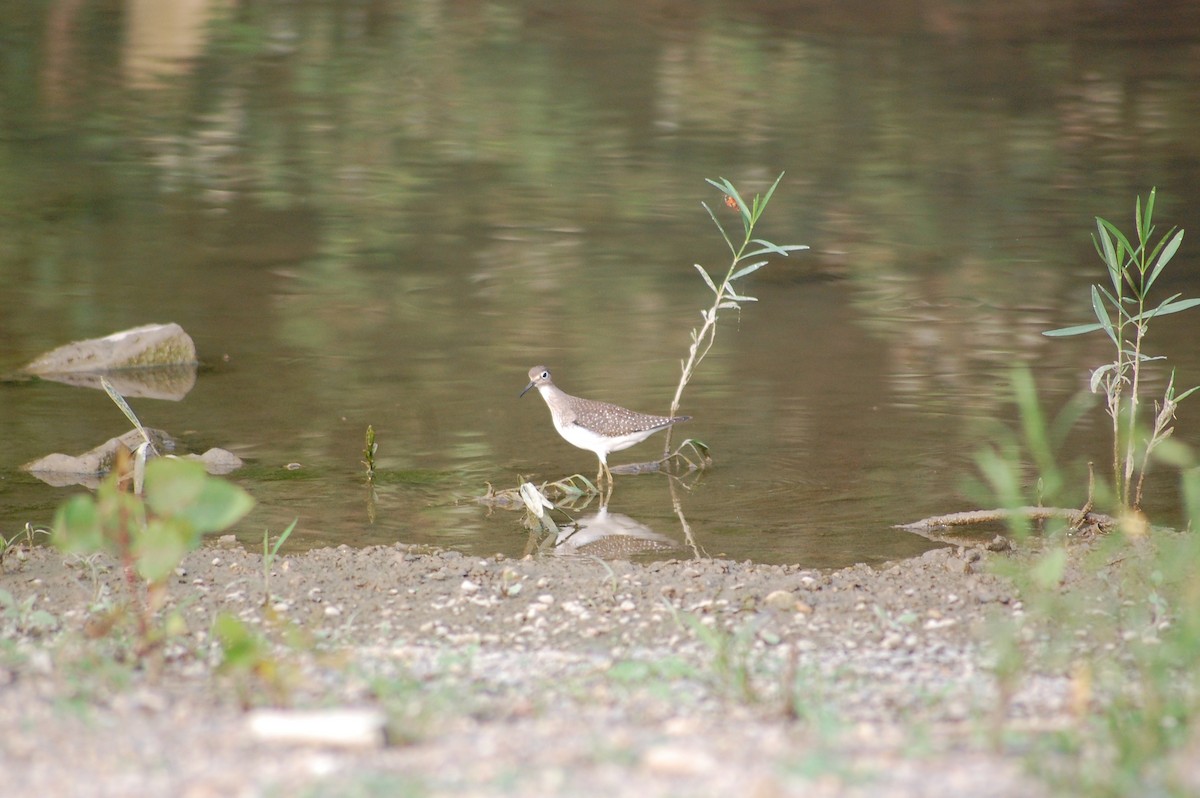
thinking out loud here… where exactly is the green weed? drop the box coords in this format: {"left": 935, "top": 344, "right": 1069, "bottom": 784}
{"left": 0, "top": 523, "right": 49, "bottom": 571}
{"left": 262, "top": 519, "right": 297, "bottom": 607}
{"left": 1044, "top": 188, "right": 1198, "bottom": 511}
{"left": 52, "top": 450, "right": 254, "bottom": 654}
{"left": 212, "top": 612, "right": 297, "bottom": 706}
{"left": 976, "top": 191, "right": 1200, "bottom": 793}
{"left": 662, "top": 174, "right": 808, "bottom": 458}
{"left": 0, "top": 587, "right": 58, "bottom": 636}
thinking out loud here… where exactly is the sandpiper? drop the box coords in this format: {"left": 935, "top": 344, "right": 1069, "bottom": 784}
{"left": 520, "top": 365, "right": 690, "bottom": 486}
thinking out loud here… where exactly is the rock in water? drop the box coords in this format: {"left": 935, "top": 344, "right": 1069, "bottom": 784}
{"left": 22, "top": 428, "right": 244, "bottom": 487}
{"left": 21, "top": 323, "right": 197, "bottom": 374}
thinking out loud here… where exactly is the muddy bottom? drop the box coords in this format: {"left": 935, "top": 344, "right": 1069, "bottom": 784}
{"left": 2, "top": 538, "right": 1063, "bottom": 797}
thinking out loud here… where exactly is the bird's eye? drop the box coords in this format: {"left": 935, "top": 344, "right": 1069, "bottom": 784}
{"left": 540, "top": 371, "right": 549, "bottom": 379}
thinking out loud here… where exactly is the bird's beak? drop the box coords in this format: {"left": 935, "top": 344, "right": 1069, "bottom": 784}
{"left": 519, "top": 380, "right": 536, "bottom": 398}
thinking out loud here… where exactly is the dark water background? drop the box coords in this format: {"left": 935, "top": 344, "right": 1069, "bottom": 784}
{"left": 3, "top": 1, "right": 1200, "bottom": 567}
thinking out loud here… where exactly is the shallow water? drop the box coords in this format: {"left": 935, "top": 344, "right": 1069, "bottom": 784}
{"left": 2, "top": 1, "right": 1199, "bottom": 567}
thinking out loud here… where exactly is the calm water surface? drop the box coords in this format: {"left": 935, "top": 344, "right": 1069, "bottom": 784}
{"left": 2, "top": 2, "right": 1199, "bottom": 567}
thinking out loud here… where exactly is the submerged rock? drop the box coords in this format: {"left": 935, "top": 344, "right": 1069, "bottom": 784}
{"left": 22, "top": 428, "right": 243, "bottom": 487}
{"left": 20, "top": 323, "right": 198, "bottom": 400}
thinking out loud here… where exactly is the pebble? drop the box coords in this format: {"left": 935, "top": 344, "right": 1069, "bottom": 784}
{"left": 643, "top": 745, "right": 716, "bottom": 776}
{"left": 763, "top": 589, "right": 796, "bottom": 610}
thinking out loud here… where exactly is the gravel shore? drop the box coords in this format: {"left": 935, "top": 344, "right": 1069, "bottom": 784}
{"left": 1, "top": 539, "right": 1061, "bottom": 797}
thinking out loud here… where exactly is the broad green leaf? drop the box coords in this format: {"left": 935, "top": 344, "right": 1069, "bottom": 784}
{"left": 52, "top": 495, "right": 104, "bottom": 555}
{"left": 144, "top": 457, "right": 207, "bottom": 516}
{"left": 144, "top": 457, "right": 253, "bottom": 533}
{"left": 213, "top": 612, "right": 264, "bottom": 667}
{"left": 135, "top": 517, "right": 195, "bottom": 583}
{"left": 177, "top": 478, "right": 255, "bottom": 533}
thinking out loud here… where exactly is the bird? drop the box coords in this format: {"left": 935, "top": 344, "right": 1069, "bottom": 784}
{"left": 520, "top": 365, "right": 691, "bottom": 488}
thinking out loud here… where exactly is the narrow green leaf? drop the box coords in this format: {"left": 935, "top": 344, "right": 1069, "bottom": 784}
{"left": 705, "top": 176, "right": 749, "bottom": 221}
{"left": 730, "top": 260, "right": 769, "bottom": 281}
{"left": 728, "top": 189, "right": 752, "bottom": 233}
{"left": 1175, "top": 385, "right": 1200, "bottom": 403}
{"left": 744, "top": 243, "right": 809, "bottom": 258}
{"left": 1043, "top": 322, "right": 1105, "bottom": 338}
{"left": 760, "top": 172, "right": 785, "bottom": 210}
{"left": 1090, "top": 362, "right": 1118, "bottom": 393}
{"left": 144, "top": 458, "right": 207, "bottom": 517}
{"left": 269, "top": 519, "right": 299, "bottom": 559}
{"left": 1095, "top": 221, "right": 1123, "bottom": 295}
{"left": 730, "top": 261, "right": 766, "bottom": 281}
{"left": 1132, "top": 296, "right": 1200, "bottom": 323}
{"left": 701, "top": 201, "right": 735, "bottom": 256}
{"left": 1140, "top": 188, "right": 1157, "bottom": 243}
{"left": 1091, "top": 285, "right": 1118, "bottom": 345}
{"left": 704, "top": 177, "right": 733, "bottom": 194}
{"left": 100, "top": 377, "right": 154, "bottom": 453}
{"left": 1145, "top": 229, "right": 1184, "bottom": 292}
{"left": 1135, "top": 192, "right": 1145, "bottom": 244}
{"left": 1101, "top": 219, "right": 1136, "bottom": 268}
{"left": 750, "top": 238, "right": 789, "bottom": 255}
{"left": 693, "top": 263, "right": 718, "bottom": 293}
{"left": 1048, "top": 390, "right": 1098, "bottom": 451}
{"left": 725, "top": 290, "right": 757, "bottom": 303}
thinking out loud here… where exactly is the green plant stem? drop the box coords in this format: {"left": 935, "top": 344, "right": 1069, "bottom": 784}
{"left": 663, "top": 256, "right": 744, "bottom": 454}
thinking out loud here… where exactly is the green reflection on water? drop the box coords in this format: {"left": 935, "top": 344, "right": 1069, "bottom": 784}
{"left": 2, "top": 1, "right": 1199, "bottom": 565}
